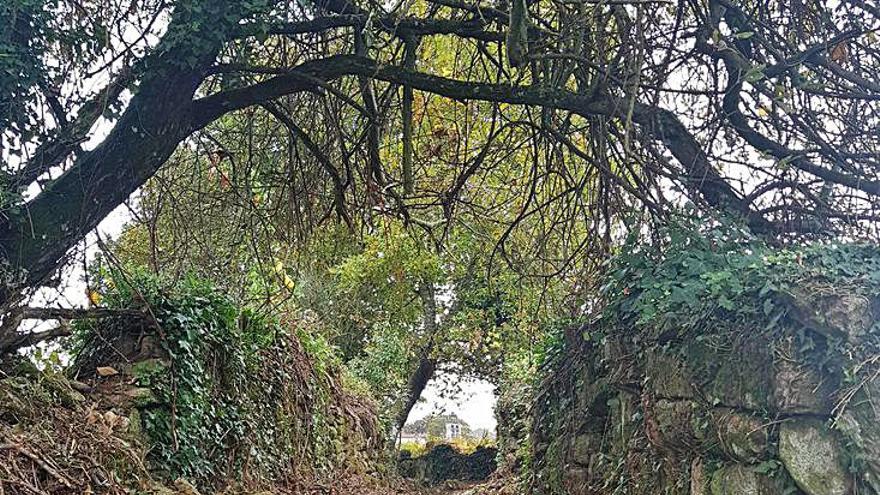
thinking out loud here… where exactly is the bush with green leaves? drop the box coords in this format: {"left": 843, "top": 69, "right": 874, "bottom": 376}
{"left": 597, "top": 219, "right": 880, "bottom": 341}
{"left": 71, "top": 269, "right": 381, "bottom": 490}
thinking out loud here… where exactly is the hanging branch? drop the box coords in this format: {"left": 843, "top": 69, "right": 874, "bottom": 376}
{"left": 402, "top": 35, "right": 420, "bottom": 195}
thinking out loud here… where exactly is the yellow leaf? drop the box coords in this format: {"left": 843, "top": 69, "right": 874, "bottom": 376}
{"left": 88, "top": 290, "right": 103, "bottom": 306}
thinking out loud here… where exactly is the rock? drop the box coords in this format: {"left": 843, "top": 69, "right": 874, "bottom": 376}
{"left": 710, "top": 465, "right": 760, "bottom": 495}
{"left": 836, "top": 389, "right": 880, "bottom": 493}
{"left": 773, "top": 359, "right": 833, "bottom": 415}
{"left": 779, "top": 418, "right": 849, "bottom": 495}
{"left": 96, "top": 366, "right": 119, "bottom": 377}
{"left": 785, "top": 290, "right": 876, "bottom": 343}
{"left": 569, "top": 433, "right": 593, "bottom": 466}
{"left": 43, "top": 374, "right": 86, "bottom": 407}
{"left": 173, "top": 478, "right": 202, "bottom": 495}
{"left": 711, "top": 409, "right": 769, "bottom": 463}
{"left": 709, "top": 465, "right": 788, "bottom": 495}
{"left": 646, "top": 350, "right": 695, "bottom": 399}
{"left": 124, "top": 386, "right": 157, "bottom": 405}
{"left": 684, "top": 336, "right": 774, "bottom": 410}
{"left": 650, "top": 399, "right": 699, "bottom": 452}
{"left": 564, "top": 466, "right": 590, "bottom": 494}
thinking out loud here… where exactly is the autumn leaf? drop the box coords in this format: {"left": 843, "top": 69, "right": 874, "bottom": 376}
{"left": 88, "top": 289, "right": 103, "bottom": 306}
{"left": 96, "top": 366, "right": 118, "bottom": 377}
{"left": 830, "top": 41, "right": 849, "bottom": 64}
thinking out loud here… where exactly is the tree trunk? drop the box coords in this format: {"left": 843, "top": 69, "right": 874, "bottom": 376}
{"left": 394, "top": 354, "right": 436, "bottom": 436}
{"left": 391, "top": 281, "right": 440, "bottom": 447}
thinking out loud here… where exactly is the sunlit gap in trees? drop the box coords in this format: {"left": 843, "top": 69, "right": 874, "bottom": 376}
{"left": 402, "top": 370, "right": 498, "bottom": 447}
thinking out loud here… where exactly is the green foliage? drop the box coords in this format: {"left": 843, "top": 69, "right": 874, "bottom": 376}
{"left": 403, "top": 413, "right": 473, "bottom": 439}
{"left": 331, "top": 227, "right": 440, "bottom": 327}
{"left": 347, "top": 322, "right": 412, "bottom": 409}
{"left": 72, "top": 269, "right": 380, "bottom": 489}
{"left": 0, "top": 0, "right": 55, "bottom": 131}
{"left": 598, "top": 217, "right": 880, "bottom": 340}
{"left": 527, "top": 217, "right": 880, "bottom": 494}
{"left": 400, "top": 441, "right": 428, "bottom": 457}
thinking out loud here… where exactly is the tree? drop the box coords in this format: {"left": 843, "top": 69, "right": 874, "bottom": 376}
{"left": 2, "top": 0, "right": 880, "bottom": 342}
{"left": 403, "top": 413, "right": 473, "bottom": 440}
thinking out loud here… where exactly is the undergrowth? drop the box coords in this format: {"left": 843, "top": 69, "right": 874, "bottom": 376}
{"left": 527, "top": 216, "right": 880, "bottom": 494}
{"left": 71, "top": 269, "right": 381, "bottom": 491}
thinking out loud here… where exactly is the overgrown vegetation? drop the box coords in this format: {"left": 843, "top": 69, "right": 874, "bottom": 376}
{"left": 70, "top": 269, "right": 382, "bottom": 491}
{"left": 3, "top": 0, "right": 880, "bottom": 492}
{"left": 528, "top": 218, "right": 880, "bottom": 494}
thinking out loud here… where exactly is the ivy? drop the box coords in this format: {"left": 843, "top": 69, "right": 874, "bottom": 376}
{"left": 598, "top": 217, "right": 880, "bottom": 341}
{"left": 72, "top": 269, "right": 376, "bottom": 489}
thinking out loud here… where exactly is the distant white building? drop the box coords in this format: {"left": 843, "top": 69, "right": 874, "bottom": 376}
{"left": 445, "top": 423, "right": 462, "bottom": 440}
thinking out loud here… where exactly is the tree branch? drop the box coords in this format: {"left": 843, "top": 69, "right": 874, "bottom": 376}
{"left": 0, "top": 307, "right": 146, "bottom": 354}
{"left": 14, "top": 68, "right": 133, "bottom": 187}
{"left": 236, "top": 14, "right": 503, "bottom": 42}
{"left": 261, "top": 102, "right": 354, "bottom": 230}
{"left": 193, "top": 55, "right": 770, "bottom": 231}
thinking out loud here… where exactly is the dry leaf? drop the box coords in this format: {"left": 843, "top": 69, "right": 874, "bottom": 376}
{"left": 96, "top": 366, "right": 119, "bottom": 377}
{"left": 85, "top": 406, "right": 100, "bottom": 425}
{"left": 87, "top": 289, "right": 103, "bottom": 306}
{"left": 830, "top": 41, "right": 849, "bottom": 64}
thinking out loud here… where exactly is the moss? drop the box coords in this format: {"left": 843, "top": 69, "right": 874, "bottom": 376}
{"left": 645, "top": 350, "right": 695, "bottom": 399}
{"left": 779, "top": 418, "right": 849, "bottom": 495}
{"left": 131, "top": 358, "right": 167, "bottom": 379}
{"left": 711, "top": 410, "right": 769, "bottom": 463}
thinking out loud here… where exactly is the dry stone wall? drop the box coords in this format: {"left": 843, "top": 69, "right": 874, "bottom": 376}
{"left": 529, "top": 290, "right": 880, "bottom": 495}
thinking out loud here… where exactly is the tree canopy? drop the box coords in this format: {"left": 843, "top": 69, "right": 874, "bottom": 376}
{"left": 2, "top": 0, "right": 880, "bottom": 437}
{"left": 2, "top": 0, "right": 880, "bottom": 305}
{"left": 2, "top": 2, "right": 880, "bottom": 491}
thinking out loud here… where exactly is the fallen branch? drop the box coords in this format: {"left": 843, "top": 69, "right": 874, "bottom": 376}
{"left": 0, "top": 442, "right": 74, "bottom": 489}
{"left": 15, "top": 307, "right": 145, "bottom": 321}
{"left": 0, "top": 325, "right": 72, "bottom": 355}
{"left": 0, "top": 307, "right": 147, "bottom": 355}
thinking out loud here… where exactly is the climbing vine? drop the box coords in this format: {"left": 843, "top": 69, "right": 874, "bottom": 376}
{"left": 72, "top": 269, "right": 381, "bottom": 490}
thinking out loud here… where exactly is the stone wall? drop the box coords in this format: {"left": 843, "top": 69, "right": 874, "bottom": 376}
{"left": 529, "top": 291, "right": 880, "bottom": 495}
{"left": 399, "top": 445, "right": 498, "bottom": 485}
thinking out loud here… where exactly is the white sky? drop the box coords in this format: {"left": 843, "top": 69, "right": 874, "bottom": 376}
{"left": 409, "top": 373, "right": 498, "bottom": 431}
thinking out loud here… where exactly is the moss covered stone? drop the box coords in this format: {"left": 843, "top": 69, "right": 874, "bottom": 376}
{"left": 779, "top": 418, "right": 849, "bottom": 495}
{"left": 772, "top": 358, "right": 834, "bottom": 415}
{"left": 785, "top": 289, "right": 877, "bottom": 343}
{"left": 709, "top": 465, "right": 792, "bottom": 495}
{"left": 711, "top": 409, "right": 769, "bottom": 463}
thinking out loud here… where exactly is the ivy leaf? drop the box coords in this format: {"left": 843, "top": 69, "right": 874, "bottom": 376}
{"left": 744, "top": 64, "right": 767, "bottom": 83}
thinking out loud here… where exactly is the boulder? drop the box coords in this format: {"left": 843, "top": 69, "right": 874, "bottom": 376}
{"left": 711, "top": 409, "right": 770, "bottom": 463}
{"left": 779, "top": 418, "right": 850, "bottom": 495}
{"left": 773, "top": 359, "right": 834, "bottom": 415}
{"left": 650, "top": 399, "right": 699, "bottom": 453}
{"left": 785, "top": 290, "right": 877, "bottom": 343}
{"left": 646, "top": 350, "right": 696, "bottom": 399}
{"left": 709, "top": 465, "right": 790, "bottom": 495}
{"left": 836, "top": 392, "right": 880, "bottom": 493}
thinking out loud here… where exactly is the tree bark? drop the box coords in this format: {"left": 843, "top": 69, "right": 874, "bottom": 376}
{"left": 392, "top": 281, "right": 439, "bottom": 443}
{"left": 0, "top": 1, "right": 257, "bottom": 306}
